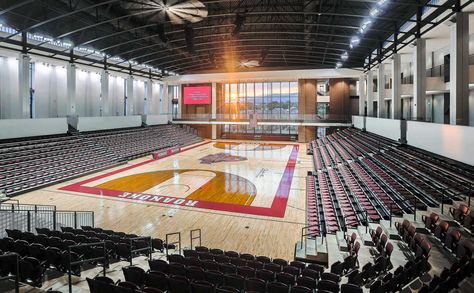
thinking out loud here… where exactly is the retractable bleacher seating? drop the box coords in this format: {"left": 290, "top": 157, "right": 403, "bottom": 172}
{"left": 306, "top": 127, "right": 474, "bottom": 234}
{"left": 0, "top": 125, "right": 202, "bottom": 196}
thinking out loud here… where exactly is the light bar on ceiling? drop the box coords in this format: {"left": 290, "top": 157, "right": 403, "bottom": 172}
{"left": 0, "top": 22, "right": 167, "bottom": 75}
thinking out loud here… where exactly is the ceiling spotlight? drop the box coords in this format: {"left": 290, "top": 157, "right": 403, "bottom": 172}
{"left": 369, "top": 8, "right": 380, "bottom": 17}
{"left": 350, "top": 37, "right": 360, "bottom": 47}
{"left": 360, "top": 20, "right": 372, "bottom": 33}
{"left": 341, "top": 52, "right": 348, "bottom": 61}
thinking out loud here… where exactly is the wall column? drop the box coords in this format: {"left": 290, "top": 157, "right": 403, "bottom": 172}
{"left": 211, "top": 82, "right": 217, "bottom": 119}
{"left": 391, "top": 53, "right": 401, "bottom": 119}
{"left": 450, "top": 12, "right": 469, "bottom": 125}
{"left": 18, "top": 53, "right": 31, "bottom": 118}
{"left": 126, "top": 75, "right": 134, "bottom": 115}
{"left": 161, "top": 82, "right": 168, "bottom": 115}
{"left": 367, "top": 71, "right": 374, "bottom": 117}
{"left": 377, "top": 63, "right": 385, "bottom": 118}
{"left": 145, "top": 79, "right": 153, "bottom": 115}
{"left": 66, "top": 63, "right": 76, "bottom": 115}
{"left": 100, "top": 70, "right": 109, "bottom": 116}
{"left": 413, "top": 38, "right": 426, "bottom": 120}
{"left": 211, "top": 82, "right": 217, "bottom": 139}
{"left": 358, "top": 75, "right": 366, "bottom": 116}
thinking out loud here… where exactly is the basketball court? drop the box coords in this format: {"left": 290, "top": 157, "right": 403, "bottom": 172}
{"left": 14, "top": 140, "right": 312, "bottom": 259}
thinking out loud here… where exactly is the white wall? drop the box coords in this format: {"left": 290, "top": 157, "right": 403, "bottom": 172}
{"left": 406, "top": 121, "right": 474, "bottom": 166}
{"left": 76, "top": 70, "right": 101, "bottom": 117}
{"left": 109, "top": 75, "right": 125, "bottom": 116}
{"left": 34, "top": 63, "right": 68, "bottom": 118}
{"left": 365, "top": 117, "right": 401, "bottom": 142}
{"left": 0, "top": 47, "right": 165, "bottom": 120}
{"left": 352, "top": 116, "right": 364, "bottom": 129}
{"left": 353, "top": 115, "right": 474, "bottom": 166}
{"left": 0, "top": 118, "right": 68, "bottom": 139}
{"left": 77, "top": 116, "right": 142, "bottom": 132}
{"left": 0, "top": 56, "right": 20, "bottom": 119}
{"left": 144, "top": 114, "right": 169, "bottom": 125}
{"left": 149, "top": 82, "right": 163, "bottom": 115}
{"left": 133, "top": 79, "right": 146, "bottom": 115}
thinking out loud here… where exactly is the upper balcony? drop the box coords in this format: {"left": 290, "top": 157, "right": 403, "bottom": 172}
{"left": 172, "top": 114, "right": 352, "bottom": 126}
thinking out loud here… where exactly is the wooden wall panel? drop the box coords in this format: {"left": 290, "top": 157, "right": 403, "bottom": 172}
{"left": 216, "top": 83, "right": 224, "bottom": 114}
{"left": 298, "top": 79, "right": 317, "bottom": 115}
{"left": 329, "top": 79, "right": 350, "bottom": 117}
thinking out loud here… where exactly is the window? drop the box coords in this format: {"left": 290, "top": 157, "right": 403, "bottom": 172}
{"left": 221, "top": 81, "right": 299, "bottom": 135}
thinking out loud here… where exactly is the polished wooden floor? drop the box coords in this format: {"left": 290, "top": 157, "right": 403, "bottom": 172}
{"left": 15, "top": 140, "right": 312, "bottom": 260}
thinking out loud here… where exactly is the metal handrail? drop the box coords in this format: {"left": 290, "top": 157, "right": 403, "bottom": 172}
{"left": 441, "top": 182, "right": 474, "bottom": 214}
{"left": 128, "top": 236, "right": 152, "bottom": 266}
{"left": 174, "top": 113, "right": 352, "bottom": 123}
{"left": 67, "top": 241, "right": 107, "bottom": 293}
{"left": 356, "top": 210, "right": 369, "bottom": 234}
{"left": 0, "top": 202, "right": 56, "bottom": 212}
{"left": 165, "top": 232, "right": 181, "bottom": 256}
{"left": 0, "top": 209, "right": 94, "bottom": 234}
{"left": 190, "top": 229, "right": 202, "bottom": 250}
{"left": 0, "top": 253, "right": 19, "bottom": 293}
{"left": 301, "top": 223, "right": 324, "bottom": 251}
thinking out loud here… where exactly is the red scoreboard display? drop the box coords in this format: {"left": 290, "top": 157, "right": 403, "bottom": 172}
{"left": 183, "top": 85, "right": 212, "bottom": 105}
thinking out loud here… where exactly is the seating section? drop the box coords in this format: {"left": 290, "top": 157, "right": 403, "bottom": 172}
{"left": 0, "top": 125, "right": 202, "bottom": 196}
{"left": 0, "top": 226, "right": 157, "bottom": 288}
{"left": 306, "top": 176, "right": 323, "bottom": 237}
{"left": 87, "top": 243, "right": 473, "bottom": 293}
{"left": 0, "top": 135, "right": 116, "bottom": 195}
{"left": 138, "top": 246, "right": 356, "bottom": 293}
{"left": 421, "top": 211, "right": 474, "bottom": 258}
{"left": 306, "top": 127, "right": 474, "bottom": 233}
{"left": 2, "top": 222, "right": 473, "bottom": 293}
{"left": 83, "top": 125, "right": 202, "bottom": 161}
{"left": 419, "top": 256, "right": 474, "bottom": 293}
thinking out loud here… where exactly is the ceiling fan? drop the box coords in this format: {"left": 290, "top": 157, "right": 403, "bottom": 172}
{"left": 121, "top": 0, "right": 208, "bottom": 24}
{"left": 237, "top": 59, "right": 260, "bottom": 68}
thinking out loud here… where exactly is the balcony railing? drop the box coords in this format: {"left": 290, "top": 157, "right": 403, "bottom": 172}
{"left": 0, "top": 209, "right": 94, "bottom": 237}
{"left": 174, "top": 114, "right": 351, "bottom": 123}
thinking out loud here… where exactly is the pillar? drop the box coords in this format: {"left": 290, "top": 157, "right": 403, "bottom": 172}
{"left": 391, "top": 53, "right": 401, "bottom": 119}
{"left": 211, "top": 82, "right": 217, "bottom": 119}
{"left": 161, "top": 82, "right": 168, "bottom": 115}
{"left": 211, "top": 82, "right": 217, "bottom": 139}
{"left": 18, "top": 53, "right": 31, "bottom": 118}
{"left": 413, "top": 38, "right": 426, "bottom": 120}
{"left": 100, "top": 70, "right": 109, "bottom": 116}
{"left": 450, "top": 12, "right": 469, "bottom": 125}
{"left": 367, "top": 71, "right": 374, "bottom": 117}
{"left": 358, "top": 75, "right": 366, "bottom": 116}
{"left": 377, "top": 63, "right": 385, "bottom": 118}
{"left": 67, "top": 63, "right": 76, "bottom": 115}
{"left": 145, "top": 79, "right": 152, "bottom": 115}
{"left": 126, "top": 75, "right": 134, "bottom": 115}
